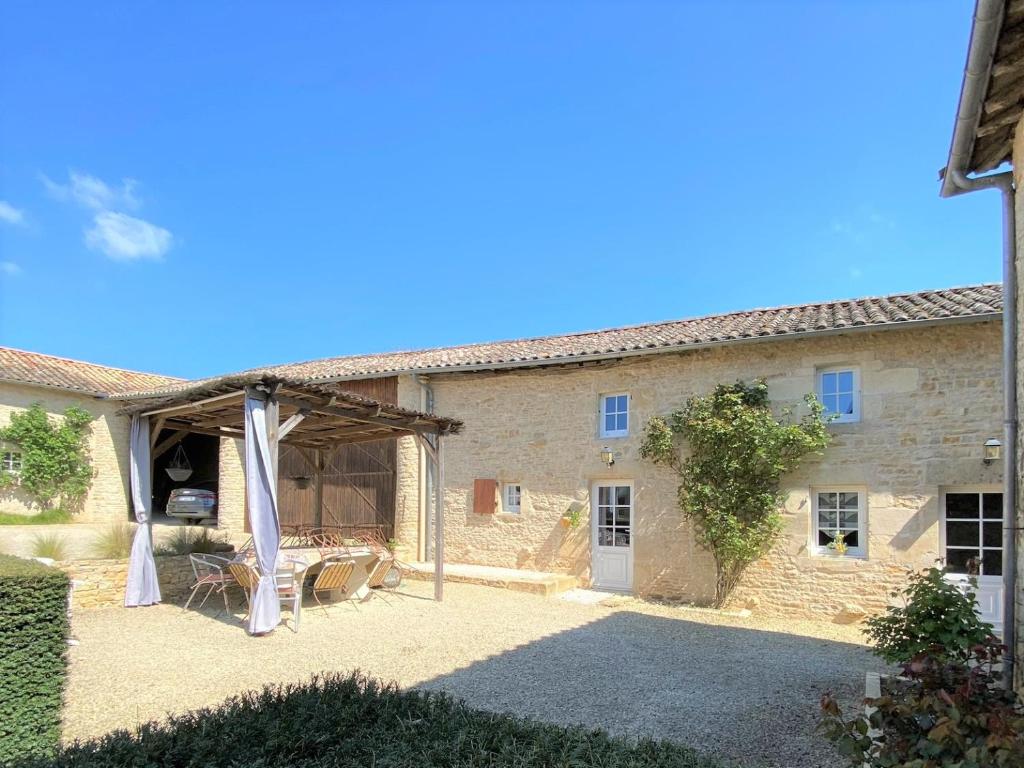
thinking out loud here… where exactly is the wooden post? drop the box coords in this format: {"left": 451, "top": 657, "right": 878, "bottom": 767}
{"left": 314, "top": 448, "right": 324, "bottom": 527}
{"left": 434, "top": 434, "right": 445, "bottom": 602}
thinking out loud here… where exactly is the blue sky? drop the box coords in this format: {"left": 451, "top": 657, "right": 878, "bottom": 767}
{"left": 0, "top": 1, "right": 1001, "bottom": 379}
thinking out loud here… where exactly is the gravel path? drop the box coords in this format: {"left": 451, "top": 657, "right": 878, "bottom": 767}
{"left": 64, "top": 581, "right": 877, "bottom": 768}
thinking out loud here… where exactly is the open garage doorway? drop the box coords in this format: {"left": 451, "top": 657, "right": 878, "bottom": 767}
{"left": 150, "top": 431, "right": 220, "bottom": 525}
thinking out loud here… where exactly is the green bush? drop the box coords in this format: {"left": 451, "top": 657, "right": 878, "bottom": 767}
{"left": 820, "top": 639, "right": 1024, "bottom": 767}
{"left": 24, "top": 673, "right": 724, "bottom": 768}
{"left": 0, "top": 555, "right": 70, "bottom": 764}
{"left": 154, "top": 526, "right": 229, "bottom": 557}
{"left": 29, "top": 532, "right": 68, "bottom": 561}
{"left": 865, "top": 566, "right": 995, "bottom": 665}
{"left": 0, "top": 509, "right": 72, "bottom": 526}
{"left": 89, "top": 521, "right": 135, "bottom": 559}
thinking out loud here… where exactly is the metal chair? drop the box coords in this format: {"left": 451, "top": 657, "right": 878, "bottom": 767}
{"left": 183, "top": 553, "right": 234, "bottom": 613}
{"left": 310, "top": 556, "right": 358, "bottom": 614}
{"left": 227, "top": 560, "right": 305, "bottom": 632}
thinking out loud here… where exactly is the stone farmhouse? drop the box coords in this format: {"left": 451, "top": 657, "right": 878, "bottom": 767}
{"left": 0, "top": 284, "right": 1007, "bottom": 625}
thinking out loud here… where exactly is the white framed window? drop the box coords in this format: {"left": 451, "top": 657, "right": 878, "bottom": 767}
{"left": 1, "top": 450, "right": 21, "bottom": 473}
{"left": 817, "top": 367, "right": 860, "bottom": 423}
{"left": 600, "top": 393, "right": 629, "bottom": 438}
{"left": 501, "top": 483, "right": 522, "bottom": 514}
{"left": 812, "top": 488, "right": 867, "bottom": 557}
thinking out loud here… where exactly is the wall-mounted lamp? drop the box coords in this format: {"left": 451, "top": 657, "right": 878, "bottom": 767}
{"left": 983, "top": 438, "right": 1002, "bottom": 465}
{"left": 600, "top": 446, "right": 616, "bottom": 467}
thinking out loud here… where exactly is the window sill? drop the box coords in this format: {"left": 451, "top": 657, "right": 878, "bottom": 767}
{"left": 811, "top": 549, "right": 867, "bottom": 561}
{"left": 599, "top": 434, "right": 629, "bottom": 440}
{"left": 495, "top": 512, "right": 522, "bottom": 520}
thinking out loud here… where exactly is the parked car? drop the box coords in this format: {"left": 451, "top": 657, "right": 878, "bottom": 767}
{"left": 165, "top": 482, "right": 217, "bottom": 524}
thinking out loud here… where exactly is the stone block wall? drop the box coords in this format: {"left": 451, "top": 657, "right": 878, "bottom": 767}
{"left": 0, "top": 383, "right": 131, "bottom": 523}
{"left": 396, "top": 321, "right": 1003, "bottom": 621}
{"left": 58, "top": 555, "right": 194, "bottom": 609}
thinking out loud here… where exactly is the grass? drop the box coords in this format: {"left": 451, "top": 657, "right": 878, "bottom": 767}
{"left": 154, "top": 526, "right": 228, "bottom": 556}
{"left": 0, "top": 508, "right": 71, "bottom": 526}
{"left": 24, "top": 673, "right": 728, "bottom": 768}
{"left": 90, "top": 521, "right": 135, "bottom": 559}
{"left": 29, "top": 531, "right": 68, "bottom": 561}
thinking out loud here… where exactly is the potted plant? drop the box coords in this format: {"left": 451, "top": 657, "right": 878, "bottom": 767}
{"left": 560, "top": 504, "right": 583, "bottom": 529}
{"left": 826, "top": 531, "right": 848, "bottom": 556}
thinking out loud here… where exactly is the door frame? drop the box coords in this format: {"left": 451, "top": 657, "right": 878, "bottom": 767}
{"left": 590, "top": 479, "right": 635, "bottom": 592}
{"left": 938, "top": 485, "right": 1004, "bottom": 634}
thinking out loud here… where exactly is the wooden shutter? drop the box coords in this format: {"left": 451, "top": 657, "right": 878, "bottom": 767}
{"left": 473, "top": 479, "right": 497, "bottom": 514}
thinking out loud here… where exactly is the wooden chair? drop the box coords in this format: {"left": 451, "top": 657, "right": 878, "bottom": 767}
{"left": 228, "top": 561, "right": 304, "bottom": 632}
{"left": 363, "top": 557, "right": 402, "bottom": 604}
{"left": 310, "top": 556, "right": 357, "bottom": 614}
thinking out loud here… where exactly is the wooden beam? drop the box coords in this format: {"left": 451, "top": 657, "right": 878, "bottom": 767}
{"left": 152, "top": 429, "right": 189, "bottom": 461}
{"left": 140, "top": 391, "right": 245, "bottom": 419}
{"left": 149, "top": 416, "right": 167, "bottom": 449}
{"left": 278, "top": 411, "right": 307, "bottom": 440}
{"left": 276, "top": 394, "right": 437, "bottom": 435}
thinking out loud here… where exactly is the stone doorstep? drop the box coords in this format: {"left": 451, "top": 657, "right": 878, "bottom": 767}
{"left": 405, "top": 562, "right": 579, "bottom": 597}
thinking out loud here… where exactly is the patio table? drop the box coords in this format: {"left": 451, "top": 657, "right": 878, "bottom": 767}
{"left": 237, "top": 545, "right": 382, "bottom": 601}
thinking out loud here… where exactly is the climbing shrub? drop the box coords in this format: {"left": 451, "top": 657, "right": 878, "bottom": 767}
{"left": 0, "top": 404, "right": 94, "bottom": 511}
{"left": 640, "top": 379, "right": 830, "bottom": 606}
{"left": 0, "top": 554, "right": 70, "bottom": 764}
{"left": 865, "top": 565, "right": 996, "bottom": 665}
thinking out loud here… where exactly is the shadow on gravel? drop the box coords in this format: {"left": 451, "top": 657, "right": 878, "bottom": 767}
{"left": 417, "top": 610, "right": 878, "bottom": 768}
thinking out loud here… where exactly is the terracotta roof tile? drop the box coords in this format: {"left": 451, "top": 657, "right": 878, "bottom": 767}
{"left": 117, "top": 283, "right": 1002, "bottom": 400}
{"left": 0, "top": 348, "right": 182, "bottom": 396}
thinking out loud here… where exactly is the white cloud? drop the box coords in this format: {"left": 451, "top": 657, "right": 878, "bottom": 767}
{"left": 0, "top": 201, "right": 25, "bottom": 225}
{"left": 0, "top": 261, "right": 23, "bottom": 276}
{"left": 85, "top": 211, "right": 172, "bottom": 261}
{"left": 41, "top": 170, "right": 140, "bottom": 211}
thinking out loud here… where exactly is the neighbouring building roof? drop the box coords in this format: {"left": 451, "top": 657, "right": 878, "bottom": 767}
{"left": 0, "top": 347, "right": 182, "bottom": 397}
{"left": 116, "top": 283, "right": 1003, "bottom": 400}
{"left": 945, "top": 0, "right": 1024, "bottom": 179}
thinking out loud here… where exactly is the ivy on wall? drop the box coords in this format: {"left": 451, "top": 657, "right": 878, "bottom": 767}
{"left": 639, "top": 379, "right": 831, "bottom": 606}
{"left": 0, "top": 404, "right": 95, "bottom": 512}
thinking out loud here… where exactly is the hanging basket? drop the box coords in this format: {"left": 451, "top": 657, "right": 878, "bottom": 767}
{"left": 165, "top": 443, "right": 193, "bottom": 482}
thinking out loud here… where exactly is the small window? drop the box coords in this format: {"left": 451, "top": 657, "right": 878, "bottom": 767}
{"left": 1, "top": 451, "right": 21, "bottom": 473}
{"left": 600, "top": 393, "right": 629, "bottom": 438}
{"left": 812, "top": 488, "right": 867, "bottom": 557}
{"left": 501, "top": 483, "right": 522, "bottom": 514}
{"left": 818, "top": 368, "right": 860, "bottom": 423}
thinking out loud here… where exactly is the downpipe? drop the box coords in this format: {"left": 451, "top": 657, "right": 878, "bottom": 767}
{"left": 950, "top": 168, "right": 1017, "bottom": 688}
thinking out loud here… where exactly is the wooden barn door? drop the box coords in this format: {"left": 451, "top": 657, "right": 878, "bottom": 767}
{"left": 320, "top": 441, "right": 396, "bottom": 537}
{"left": 245, "top": 376, "right": 399, "bottom": 535}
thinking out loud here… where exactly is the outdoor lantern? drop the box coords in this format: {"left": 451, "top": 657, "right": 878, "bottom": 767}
{"left": 983, "top": 438, "right": 1002, "bottom": 465}
{"left": 600, "top": 446, "right": 615, "bottom": 467}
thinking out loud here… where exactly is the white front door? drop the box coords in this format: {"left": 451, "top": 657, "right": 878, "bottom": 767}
{"left": 941, "top": 489, "right": 1004, "bottom": 635}
{"left": 592, "top": 482, "right": 633, "bottom": 592}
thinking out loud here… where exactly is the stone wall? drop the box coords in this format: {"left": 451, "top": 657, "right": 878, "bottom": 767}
{"left": 395, "top": 321, "right": 1003, "bottom": 621}
{"left": 58, "top": 555, "right": 194, "bottom": 609}
{"left": 0, "top": 383, "right": 131, "bottom": 523}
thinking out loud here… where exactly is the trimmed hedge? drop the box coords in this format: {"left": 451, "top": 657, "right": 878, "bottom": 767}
{"left": 0, "top": 555, "right": 70, "bottom": 765}
{"left": 24, "top": 673, "right": 726, "bottom": 768}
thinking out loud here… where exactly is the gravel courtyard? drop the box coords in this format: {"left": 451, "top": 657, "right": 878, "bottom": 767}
{"left": 64, "top": 580, "right": 877, "bottom": 768}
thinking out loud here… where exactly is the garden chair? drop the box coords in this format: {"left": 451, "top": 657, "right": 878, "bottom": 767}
{"left": 310, "top": 556, "right": 357, "bottom": 614}
{"left": 227, "top": 560, "right": 305, "bottom": 632}
{"left": 183, "top": 553, "right": 234, "bottom": 613}
{"left": 362, "top": 557, "right": 403, "bottom": 604}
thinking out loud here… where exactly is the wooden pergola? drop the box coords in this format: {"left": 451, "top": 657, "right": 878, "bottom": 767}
{"left": 118, "top": 374, "right": 462, "bottom": 601}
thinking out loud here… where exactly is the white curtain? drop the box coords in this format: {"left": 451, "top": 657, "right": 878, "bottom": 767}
{"left": 245, "top": 392, "right": 281, "bottom": 634}
{"left": 125, "top": 415, "right": 161, "bottom": 607}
